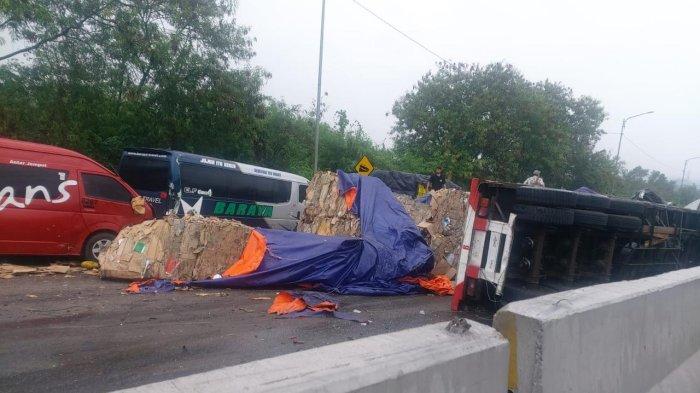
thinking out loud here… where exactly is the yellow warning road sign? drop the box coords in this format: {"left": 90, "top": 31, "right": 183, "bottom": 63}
{"left": 354, "top": 155, "right": 374, "bottom": 176}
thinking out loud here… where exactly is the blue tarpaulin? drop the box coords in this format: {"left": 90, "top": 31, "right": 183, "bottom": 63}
{"left": 191, "top": 171, "right": 434, "bottom": 295}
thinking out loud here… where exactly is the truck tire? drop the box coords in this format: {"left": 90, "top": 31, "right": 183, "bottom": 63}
{"left": 513, "top": 204, "right": 574, "bottom": 226}
{"left": 83, "top": 232, "right": 115, "bottom": 261}
{"left": 607, "top": 214, "right": 643, "bottom": 232}
{"left": 573, "top": 209, "right": 608, "bottom": 227}
{"left": 516, "top": 186, "right": 577, "bottom": 208}
{"left": 607, "top": 198, "right": 648, "bottom": 216}
{"left": 575, "top": 192, "right": 610, "bottom": 210}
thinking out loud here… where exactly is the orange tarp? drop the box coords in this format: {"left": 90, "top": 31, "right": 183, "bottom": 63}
{"left": 268, "top": 292, "right": 307, "bottom": 315}
{"left": 401, "top": 275, "right": 454, "bottom": 296}
{"left": 222, "top": 230, "right": 267, "bottom": 277}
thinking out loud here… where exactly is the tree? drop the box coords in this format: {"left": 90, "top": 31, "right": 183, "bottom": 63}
{"left": 0, "top": 0, "right": 266, "bottom": 164}
{"left": 391, "top": 62, "right": 611, "bottom": 189}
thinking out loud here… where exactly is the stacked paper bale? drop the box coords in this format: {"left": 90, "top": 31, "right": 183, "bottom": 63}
{"left": 99, "top": 214, "right": 252, "bottom": 281}
{"left": 394, "top": 194, "right": 432, "bottom": 224}
{"left": 297, "top": 171, "right": 361, "bottom": 237}
{"left": 418, "top": 188, "right": 468, "bottom": 277}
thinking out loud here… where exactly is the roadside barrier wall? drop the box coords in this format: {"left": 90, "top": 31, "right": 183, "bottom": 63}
{"left": 116, "top": 320, "right": 509, "bottom": 393}
{"left": 494, "top": 266, "right": 700, "bottom": 393}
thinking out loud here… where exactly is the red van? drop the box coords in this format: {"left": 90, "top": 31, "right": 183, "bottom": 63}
{"left": 0, "top": 138, "right": 153, "bottom": 260}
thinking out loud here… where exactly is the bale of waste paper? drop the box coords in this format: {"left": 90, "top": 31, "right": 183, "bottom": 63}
{"left": 417, "top": 188, "right": 468, "bottom": 277}
{"left": 99, "top": 214, "right": 252, "bottom": 281}
{"left": 297, "top": 171, "right": 361, "bottom": 237}
{"left": 394, "top": 194, "right": 432, "bottom": 224}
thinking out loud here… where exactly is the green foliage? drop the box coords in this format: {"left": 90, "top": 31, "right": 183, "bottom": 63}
{"left": 391, "top": 62, "right": 610, "bottom": 189}
{"left": 0, "top": 0, "right": 265, "bottom": 164}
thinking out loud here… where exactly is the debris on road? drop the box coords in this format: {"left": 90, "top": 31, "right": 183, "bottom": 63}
{"left": 268, "top": 291, "right": 369, "bottom": 323}
{"left": 445, "top": 317, "right": 472, "bottom": 334}
{"left": 0, "top": 262, "right": 86, "bottom": 278}
{"left": 81, "top": 261, "right": 99, "bottom": 270}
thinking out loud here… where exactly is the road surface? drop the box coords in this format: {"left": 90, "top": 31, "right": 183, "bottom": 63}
{"left": 0, "top": 273, "right": 492, "bottom": 392}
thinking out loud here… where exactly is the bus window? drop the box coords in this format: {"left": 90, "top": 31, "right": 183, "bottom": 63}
{"left": 119, "top": 156, "right": 170, "bottom": 192}
{"left": 180, "top": 163, "right": 230, "bottom": 198}
{"left": 250, "top": 175, "right": 291, "bottom": 203}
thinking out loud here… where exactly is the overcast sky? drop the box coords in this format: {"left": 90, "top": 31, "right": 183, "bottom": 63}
{"left": 237, "top": 0, "right": 700, "bottom": 182}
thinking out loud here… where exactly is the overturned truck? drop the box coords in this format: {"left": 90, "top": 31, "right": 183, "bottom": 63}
{"left": 452, "top": 179, "right": 700, "bottom": 310}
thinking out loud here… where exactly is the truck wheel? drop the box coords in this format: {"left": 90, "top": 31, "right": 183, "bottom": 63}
{"left": 607, "top": 214, "right": 643, "bottom": 232}
{"left": 83, "top": 232, "right": 115, "bottom": 261}
{"left": 575, "top": 193, "right": 610, "bottom": 210}
{"left": 607, "top": 198, "right": 648, "bottom": 216}
{"left": 513, "top": 204, "right": 574, "bottom": 226}
{"left": 573, "top": 209, "right": 608, "bottom": 227}
{"left": 516, "top": 186, "right": 577, "bottom": 208}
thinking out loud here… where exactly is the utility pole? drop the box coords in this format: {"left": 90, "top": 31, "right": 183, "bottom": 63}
{"left": 615, "top": 111, "right": 654, "bottom": 161}
{"left": 680, "top": 156, "right": 700, "bottom": 190}
{"left": 313, "top": 0, "right": 326, "bottom": 173}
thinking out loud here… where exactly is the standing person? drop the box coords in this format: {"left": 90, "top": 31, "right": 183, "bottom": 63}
{"left": 428, "top": 166, "right": 446, "bottom": 191}
{"left": 524, "top": 170, "right": 545, "bottom": 187}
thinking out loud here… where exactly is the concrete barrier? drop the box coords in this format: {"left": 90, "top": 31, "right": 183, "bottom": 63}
{"left": 494, "top": 266, "right": 700, "bottom": 393}
{"left": 116, "top": 320, "right": 509, "bottom": 393}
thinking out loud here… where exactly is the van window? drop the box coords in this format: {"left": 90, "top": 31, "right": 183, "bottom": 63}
{"left": 119, "top": 156, "right": 170, "bottom": 192}
{"left": 180, "top": 163, "right": 291, "bottom": 203}
{"left": 298, "top": 185, "right": 307, "bottom": 203}
{"left": 82, "top": 173, "right": 133, "bottom": 203}
{"left": 0, "top": 163, "right": 67, "bottom": 198}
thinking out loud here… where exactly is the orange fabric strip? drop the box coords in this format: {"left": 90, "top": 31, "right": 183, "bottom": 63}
{"left": 401, "top": 275, "right": 455, "bottom": 296}
{"left": 222, "top": 230, "right": 267, "bottom": 277}
{"left": 268, "top": 292, "right": 307, "bottom": 315}
{"left": 309, "top": 300, "right": 338, "bottom": 312}
{"left": 343, "top": 186, "right": 357, "bottom": 210}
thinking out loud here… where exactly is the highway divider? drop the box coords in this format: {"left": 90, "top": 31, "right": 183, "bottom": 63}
{"left": 116, "top": 320, "right": 509, "bottom": 393}
{"left": 494, "top": 266, "right": 700, "bottom": 393}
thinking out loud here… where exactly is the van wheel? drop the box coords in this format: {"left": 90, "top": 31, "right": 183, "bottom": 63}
{"left": 83, "top": 232, "right": 115, "bottom": 261}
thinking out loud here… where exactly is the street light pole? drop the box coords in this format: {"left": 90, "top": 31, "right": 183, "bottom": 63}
{"left": 313, "top": 0, "right": 326, "bottom": 173}
{"left": 614, "top": 111, "right": 654, "bottom": 161}
{"left": 680, "top": 156, "right": 700, "bottom": 189}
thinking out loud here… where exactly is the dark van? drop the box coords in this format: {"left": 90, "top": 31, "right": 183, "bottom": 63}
{"left": 118, "top": 148, "right": 308, "bottom": 230}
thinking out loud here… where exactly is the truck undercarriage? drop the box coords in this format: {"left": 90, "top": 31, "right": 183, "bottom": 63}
{"left": 452, "top": 179, "right": 700, "bottom": 310}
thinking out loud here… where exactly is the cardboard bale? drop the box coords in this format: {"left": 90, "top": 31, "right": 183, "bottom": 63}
{"left": 394, "top": 194, "right": 432, "bottom": 224}
{"left": 297, "top": 171, "right": 361, "bottom": 237}
{"left": 419, "top": 188, "right": 469, "bottom": 277}
{"left": 99, "top": 214, "right": 252, "bottom": 281}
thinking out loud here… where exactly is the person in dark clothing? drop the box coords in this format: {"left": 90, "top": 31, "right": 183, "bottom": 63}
{"left": 428, "top": 166, "right": 446, "bottom": 191}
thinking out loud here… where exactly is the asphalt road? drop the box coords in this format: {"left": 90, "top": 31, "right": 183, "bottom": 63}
{"left": 0, "top": 273, "right": 492, "bottom": 392}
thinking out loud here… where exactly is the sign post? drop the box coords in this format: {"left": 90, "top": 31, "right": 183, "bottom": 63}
{"left": 354, "top": 155, "right": 374, "bottom": 176}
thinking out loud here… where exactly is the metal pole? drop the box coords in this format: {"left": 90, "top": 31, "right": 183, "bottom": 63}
{"left": 680, "top": 156, "right": 700, "bottom": 190}
{"left": 614, "top": 111, "right": 654, "bottom": 162}
{"left": 313, "top": 0, "right": 326, "bottom": 173}
{"left": 615, "top": 119, "right": 626, "bottom": 161}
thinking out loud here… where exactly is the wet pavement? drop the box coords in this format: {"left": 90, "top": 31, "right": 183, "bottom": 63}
{"left": 0, "top": 274, "right": 492, "bottom": 392}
